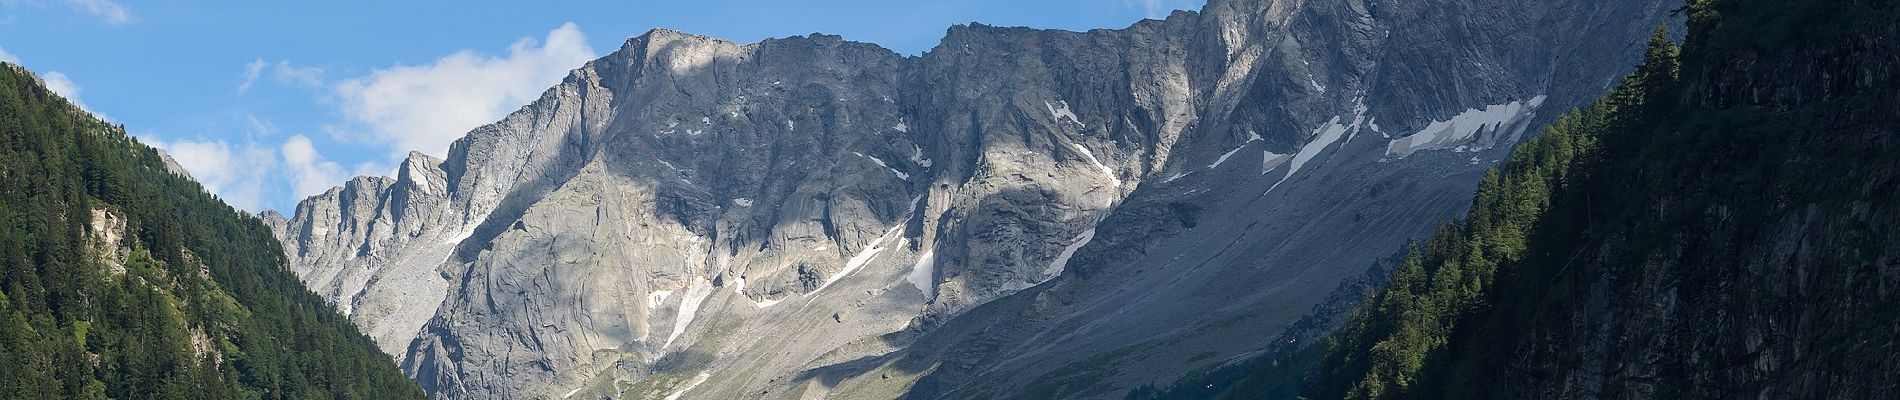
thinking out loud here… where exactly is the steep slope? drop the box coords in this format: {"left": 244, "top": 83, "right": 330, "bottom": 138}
{"left": 1286, "top": 0, "right": 1900, "bottom": 398}
{"left": 269, "top": 0, "right": 1674, "bottom": 398}
{"left": 0, "top": 64, "right": 423, "bottom": 398}
{"left": 835, "top": 1, "right": 1671, "bottom": 398}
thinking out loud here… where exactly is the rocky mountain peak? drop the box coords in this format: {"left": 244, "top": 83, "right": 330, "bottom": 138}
{"left": 271, "top": 0, "right": 1677, "bottom": 398}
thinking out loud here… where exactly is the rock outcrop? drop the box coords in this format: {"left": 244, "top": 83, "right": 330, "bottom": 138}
{"left": 270, "top": 0, "right": 1675, "bottom": 398}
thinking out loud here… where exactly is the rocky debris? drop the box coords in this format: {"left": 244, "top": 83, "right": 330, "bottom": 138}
{"left": 88, "top": 208, "right": 129, "bottom": 276}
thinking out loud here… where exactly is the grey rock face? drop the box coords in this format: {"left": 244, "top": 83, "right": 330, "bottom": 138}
{"left": 153, "top": 148, "right": 192, "bottom": 179}
{"left": 264, "top": 150, "right": 462, "bottom": 354}
{"left": 271, "top": 0, "right": 1672, "bottom": 398}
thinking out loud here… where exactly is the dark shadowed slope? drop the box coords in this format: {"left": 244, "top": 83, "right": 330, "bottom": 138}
{"left": 1198, "top": 0, "right": 1898, "bottom": 398}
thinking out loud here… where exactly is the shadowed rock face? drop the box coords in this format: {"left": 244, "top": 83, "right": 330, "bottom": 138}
{"left": 268, "top": 0, "right": 1673, "bottom": 398}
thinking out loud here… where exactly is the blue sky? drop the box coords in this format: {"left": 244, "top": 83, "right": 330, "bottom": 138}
{"left": 0, "top": 0, "right": 1201, "bottom": 212}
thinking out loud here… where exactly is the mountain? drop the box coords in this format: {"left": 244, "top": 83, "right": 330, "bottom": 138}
{"left": 1172, "top": 0, "right": 1899, "bottom": 398}
{"left": 0, "top": 64, "right": 422, "bottom": 399}
{"left": 266, "top": 0, "right": 1676, "bottom": 398}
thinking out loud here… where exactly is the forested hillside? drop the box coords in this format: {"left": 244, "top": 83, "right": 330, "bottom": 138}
{"left": 1294, "top": 0, "right": 1900, "bottom": 398}
{"left": 0, "top": 63, "right": 423, "bottom": 399}
{"left": 1131, "top": 0, "right": 1900, "bottom": 398}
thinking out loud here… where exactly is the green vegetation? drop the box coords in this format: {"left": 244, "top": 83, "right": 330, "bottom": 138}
{"left": 1304, "top": 27, "right": 1677, "bottom": 397}
{"left": 1147, "top": 0, "right": 1900, "bottom": 396}
{"left": 1213, "top": 0, "right": 1899, "bottom": 397}
{"left": 0, "top": 64, "right": 423, "bottom": 399}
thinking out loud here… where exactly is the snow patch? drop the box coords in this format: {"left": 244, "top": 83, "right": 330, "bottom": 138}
{"left": 564, "top": 388, "right": 581, "bottom": 398}
{"left": 910, "top": 145, "right": 933, "bottom": 168}
{"left": 1268, "top": 102, "right": 1368, "bottom": 193}
{"left": 441, "top": 227, "right": 476, "bottom": 245}
{"left": 1045, "top": 100, "right": 1083, "bottom": 127}
{"left": 732, "top": 198, "right": 754, "bottom": 207}
{"left": 1385, "top": 96, "right": 1546, "bottom": 158}
{"left": 647, "top": 290, "right": 673, "bottom": 309}
{"left": 853, "top": 152, "right": 910, "bottom": 180}
{"left": 907, "top": 250, "right": 936, "bottom": 300}
{"left": 894, "top": 120, "right": 909, "bottom": 133}
{"left": 1163, "top": 172, "right": 1192, "bottom": 183}
{"left": 1070, "top": 143, "right": 1121, "bottom": 188}
{"left": 664, "top": 276, "right": 713, "bottom": 348}
{"left": 1041, "top": 228, "right": 1095, "bottom": 282}
{"left": 1262, "top": 151, "right": 1292, "bottom": 174}
{"left": 734, "top": 273, "right": 780, "bottom": 308}
{"left": 812, "top": 224, "right": 902, "bottom": 296}
{"left": 1210, "top": 146, "right": 1247, "bottom": 169}
{"left": 1309, "top": 77, "right": 1327, "bottom": 93}
{"left": 1343, "top": 99, "right": 1370, "bottom": 144}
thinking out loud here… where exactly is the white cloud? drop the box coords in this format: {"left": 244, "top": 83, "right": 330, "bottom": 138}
{"left": 237, "top": 58, "right": 265, "bottom": 93}
{"left": 144, "top": 137, "right": 278, "bottom": 211}
{"left": 281, "top": 134, "right": 348, "bottom": 198}
{"left": 4, "top": 48, "right": 105, "bottom": 119}
{"left": 238, "top": 59, "right": 325, "bottom": 93}
{"left": 139, "top": 115, "right": 361, "bottom": 212}
{"left": 246, "top": 114, "right": 277, "bottom": 136}
{"left": 1124, "top": 0, "right": 1196, "bottom": 18}
{"left": 39, "top": 70, "right": 102, "bottom": 119}
{"left": 142, "top": 23, "right": 595, "bottom": 212}
{"left": 334, "top": 22, "right": 594, "bottom": 157}
{"left": 64, "top": 0, "right": 132, "bottom": 25}
{"left": 273, "top": 60, "right": 324, "bottom": 88}
{"left": 352, "top": 161, "right": 393, "bottom": 180}
{"left": 40, "top": 70, "right": 79, "bottom": 99}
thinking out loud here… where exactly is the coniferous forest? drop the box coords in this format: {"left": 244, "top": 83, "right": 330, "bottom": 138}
{"left": 1313, "top": 0, "right": 1900, "bottom": 394}
{"left": 0, "top": 64, "right": 423, "bottom": 399}
{"left": 1141, "top": 0, "right": 1899, "bottom": 398}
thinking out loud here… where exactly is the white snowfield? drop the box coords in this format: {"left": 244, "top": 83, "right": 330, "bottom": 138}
{"left": 1384, "top": 95, "right": 1547, "bottom": 158}
{"left": 1042, "top": 228, "right": 1097, "bottom": 282}
{"left": 1269, "top": 106, "right": 1362, "bottom": 193}
{"left": 908, "top": 249, "right": 937, "bottom": 299}
{"left": 1261, "top": 151, "right": 1291, "bottom": 175}
{"left": 664, "top": 276, "right": 714, "bottom": 348}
